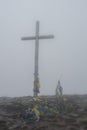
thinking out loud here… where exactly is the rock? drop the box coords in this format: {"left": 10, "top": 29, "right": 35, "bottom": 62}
{"left": 9, "top": 124, "right": 20, "bottom": 130}
{"left": 63, "top": 115, "right": 77, "bottom": 124}
{"left": 78, "top": 118, "right": 87, "bottom": 126}
{"left": 66, "top": 126, "right": 79, "bottom": 130}
{"left": 68, "top": 113, "right": 79, "bottom": 118}
{"left": 0, "top": 120, "right": 9, "bottom": 130}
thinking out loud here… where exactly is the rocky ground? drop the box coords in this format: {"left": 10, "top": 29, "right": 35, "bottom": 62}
{"left": 0, "top": 95, "right": 87, "bottom": 130}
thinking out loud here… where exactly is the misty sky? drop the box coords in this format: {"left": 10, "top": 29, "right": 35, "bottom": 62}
{"left": 0, "top": 0, "right": 87, "bottom": 97}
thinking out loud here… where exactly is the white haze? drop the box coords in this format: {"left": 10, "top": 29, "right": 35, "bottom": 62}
{"left": 0, "top": 0, "right": 87, "bottom": 97}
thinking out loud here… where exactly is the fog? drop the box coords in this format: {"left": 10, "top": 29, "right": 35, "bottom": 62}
{"left": 0, "top": 0, "right": 87, "bottom": 97}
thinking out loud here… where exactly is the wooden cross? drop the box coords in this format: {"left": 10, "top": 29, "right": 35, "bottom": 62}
{"left": 21, "top": 21, "right": 54, "bottom": 96}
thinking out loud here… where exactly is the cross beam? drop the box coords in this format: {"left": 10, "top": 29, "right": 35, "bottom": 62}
{"left": 21, "top": 35, "right": 54, "bottom": 40}
{"left": 21, "top": 21, "right": 54, "bottom": 97}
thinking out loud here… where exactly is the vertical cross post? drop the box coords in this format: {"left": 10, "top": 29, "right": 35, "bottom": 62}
{"left": 34, "top": 21, "right": 39, "bottom": 96}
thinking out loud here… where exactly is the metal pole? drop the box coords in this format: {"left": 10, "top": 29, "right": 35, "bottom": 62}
{"left": 34, "top": 21, "right": 39, "bottom": 96}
